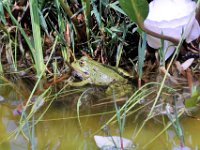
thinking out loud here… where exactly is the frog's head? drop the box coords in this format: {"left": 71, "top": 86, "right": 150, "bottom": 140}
{"left": 71, "top": 56, "right": 91, "bottom": 79}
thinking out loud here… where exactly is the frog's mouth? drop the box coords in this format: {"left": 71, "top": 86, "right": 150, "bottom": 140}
{"left": 72, "top": 70, "right": 89, "bottom": 80}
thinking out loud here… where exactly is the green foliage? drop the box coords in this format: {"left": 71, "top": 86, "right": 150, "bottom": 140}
{"left": 81, "top": 0, "right": 91, "bottom": 40}
{"left": 38, "top": 9, "right": 49, "bottom": 36}
{"left": 138, "top": 32, "right": 146, "bottom": 79}
{"left": 108, "top": 1, "right": 126, "bottom": 15}
{"left": 115, "top": 23, "right": 128, "bottom": 67}
{"left": 3, "top": 3, "right": 34, "bottom": 50}
{"left": 3, "top": 1, "right": 45, "bottom": 76}
{"left": 158, "top": 38, "right": 165, "bottom": 65}
{"left": 119, "top": 0, "right": 149, "bottom": 25}
{"left": 185, "top": 86, "right": 200, "bottom": 108}
{"left": 29, "top": 0, "right": 45, "bottom": 76}
{"left": 0, "top": 60, "right": 2, "bottom": 73}
{"left": 114, "top": 92, "right": 127, "bottom": 138}
{"left": 91, "top": 0, "right": 102, "bottom": 29}
{"left": 0, "top": 1, "right": 6, "bottom": 25}
{"left": 166, "top": 102, "right": 184, "bottom": 144}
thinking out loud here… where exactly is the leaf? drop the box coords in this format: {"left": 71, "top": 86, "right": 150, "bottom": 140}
{"left": 185, "top": 86, "right": 200, "bottom": 108}
{"left": 80, "top": 0, "right": 90, "bottom": 40}
{"left": 181, "top": 58, "right": 194, "bottom": 70}
{"left": 119, "top": 0, "right": 149, "bottom": 25}
{"left": 0, "top": 1, "right": 6, "bottom": 25}
{"left": 29, "top": 0, "right": 45, "bottom": 75}
{"left": 109, "top": 1, "right": 127, "bottom": 16}
{"left": 91, "top": 0, "right": 101, "bottom": 29}
{"left": 138, "top": 32, "right": 146, "bottom": 78}
{"left": 38, "top": 9, "right": 49, "bottom": 35}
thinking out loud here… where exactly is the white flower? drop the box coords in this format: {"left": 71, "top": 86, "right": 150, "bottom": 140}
{"left": 144, "top": 0, "right": 200, "bottom": 60}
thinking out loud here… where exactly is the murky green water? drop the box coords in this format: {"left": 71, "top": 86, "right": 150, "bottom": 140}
{"left": 0, "top": 87, "right": 200, "bottom": 150}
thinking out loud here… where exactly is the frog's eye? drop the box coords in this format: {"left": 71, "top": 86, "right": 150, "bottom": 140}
{"left": 79, "top": 60, "right": 85, "bottom": 67}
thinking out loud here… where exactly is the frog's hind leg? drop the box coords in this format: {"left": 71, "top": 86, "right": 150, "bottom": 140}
{"left": 105, "top": 83, "right": 133, "bottom": 97}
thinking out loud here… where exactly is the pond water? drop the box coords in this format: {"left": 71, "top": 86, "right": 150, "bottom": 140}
{"left": 0, "top": 86, "right": 200, "bottom": 150}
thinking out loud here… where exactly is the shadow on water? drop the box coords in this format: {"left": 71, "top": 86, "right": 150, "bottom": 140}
{"left": 0, "top": 85, "right": 200, "bottom": 150}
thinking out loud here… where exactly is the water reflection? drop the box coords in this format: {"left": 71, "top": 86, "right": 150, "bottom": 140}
{"left": 0, "top": 105, "right": 28, "bottom": 150}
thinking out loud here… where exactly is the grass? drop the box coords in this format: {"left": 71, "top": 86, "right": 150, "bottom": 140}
{"left": 29, "top": 0, "right": 45, "bottom": 77}
{"left": 0, "top": 0, "right": 199, "bottom": 149}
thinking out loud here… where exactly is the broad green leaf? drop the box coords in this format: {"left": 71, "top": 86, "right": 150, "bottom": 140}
{"left": 119, "top": 0, "right": 148, "bottom": 25}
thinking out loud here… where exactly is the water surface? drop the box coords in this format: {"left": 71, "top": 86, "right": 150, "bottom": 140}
{"left": 0, "top": 87, "right": 200, "bottom": 150}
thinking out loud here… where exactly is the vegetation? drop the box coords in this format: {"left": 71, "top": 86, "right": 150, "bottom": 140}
{"left": 0, "top": 0, "right": 200, "bottom": 149}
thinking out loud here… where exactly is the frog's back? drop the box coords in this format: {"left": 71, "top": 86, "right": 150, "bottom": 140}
{"left": 77, "top": 56, "right": 128, "bottom": 85}
{"left": 88, "top": 61, "right": 127, "bottom": 85}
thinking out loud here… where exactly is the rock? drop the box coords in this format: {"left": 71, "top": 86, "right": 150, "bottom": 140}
{"left": 94, "top": 135, "right": 134, "bottom": 150}
{"left": 0, "top": 95, "right": 4, "bottom": 102}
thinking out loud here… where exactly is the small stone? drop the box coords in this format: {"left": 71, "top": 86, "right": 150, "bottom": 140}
{"left": 94, "top": 135, "right": 135, "bottom": 150}
{"left": 0, "top": 95, "right": 4, "bottom": 102}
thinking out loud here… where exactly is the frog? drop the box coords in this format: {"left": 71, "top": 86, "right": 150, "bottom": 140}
{"left": 70, "top": 56, "right": 134, "bottom": 96}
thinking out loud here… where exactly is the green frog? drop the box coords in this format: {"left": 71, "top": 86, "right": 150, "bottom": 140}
{"left": 71, "top": 56, "right": 134, "bottom": 96}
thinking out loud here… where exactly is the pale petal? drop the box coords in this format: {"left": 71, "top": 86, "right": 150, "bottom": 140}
{"left": 181, "top": 58, "right": 194, "bottom": 70}
{"left": 147, "top": 0, "right": 196, "bottom": 22}
{"left": 143, "top": 0, "right": 200, "bottom": 59}
{"left": 186, "top": 19, "right": 200, "bottom": 43}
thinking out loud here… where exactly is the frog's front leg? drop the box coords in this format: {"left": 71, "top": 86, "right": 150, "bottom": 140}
{"left": 70, "top": 79, "right": 89, "bottom": 87}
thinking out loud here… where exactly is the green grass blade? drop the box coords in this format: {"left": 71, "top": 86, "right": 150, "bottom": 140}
{"left": 81, "top": 0, "right": 90, "bottom": 40}
{"left": 16, "top": 36, "right": 58, "bottom": 137}
{"left": 116, "top": 23, "right": 127, "bottom": 67}
{"left": 77, "top": 88, "right": 93, "bottom": 130}
{"left": 3, "top": 3, "right": 34, "bottom": 52}
{"left": 91, "top": 0, "right": 101, "bottom": 29}
{"left": 108, "top": 1, "right": 126, "bottom": 16}
{"left": 29, "top": 0, "right": 45, "bottom": 76}
{"left": 0, "top": 1, "right": 6, "bottom": 25}
{"left": 38, "top": 9, "right": 49, "bottom": 36}
{"left": 138, "top": 32, "right": 146, "bottom": 79}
